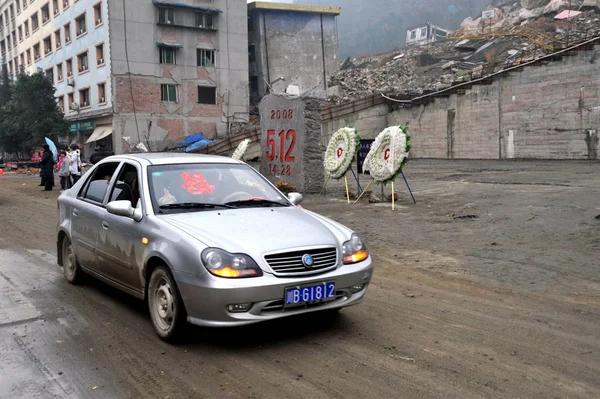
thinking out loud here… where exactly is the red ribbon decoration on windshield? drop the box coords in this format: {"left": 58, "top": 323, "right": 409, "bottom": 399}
{"left": 181, "top": 172, "right": 216, "bottom": 195}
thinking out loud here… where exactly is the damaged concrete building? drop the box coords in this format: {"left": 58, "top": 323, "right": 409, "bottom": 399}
{"left": 0, "top": 0, "right": 249, "bottom": 156}
{"left": 111, "top": 0, "right": 249, "bottom": 153}
{"left": 247, "top": 1, "right": 340, "bottom": 105}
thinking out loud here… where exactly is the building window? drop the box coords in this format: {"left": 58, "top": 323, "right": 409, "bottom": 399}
{"left": 31, "top": 12, "right": 39, "bottom": 31}
{"left": 410, "top": 30, "right": 416, "bottom": 40}
{"left": 195, "top": 12, "right": 213, "bottom": 29}
{"left": 41, "top": 3, "right": 50, "bottom": 24}
{"left": 33, "top": 43, "right": 40, "bottom": 60}
{"left": 20, "top": 53, "right": 25, "bottom": 67}
{"left": 68, "top": 92, "right": 74, "bottom": 110}
{"left": 158, "top": 7, "right": 174, "bottom": 24}
{"left": 18, "top": 25, "right": 23, "bottom": 41}
{"left": 44, "top": 35, "right": 52, "bottom": 54}
{"left": 63, "top": 0, "right": 69, "bottom": 9}
{"left": 197, "top": 86, "right": 216, "bottom": 104}
{"left": 248, "top": 16, "right": 254, "bottom": 32}
{"left": 53, "top": 0, "right": 59, "bottom": 15}
{"left": 197, "top": 49, "right": 215, "bottom": 67}
{"left": 66, "top": 58, "right": 73, "bottom": 76}
{"left": 76, "top": 13, "right": 86, "bottom": 37}
{"left": 0, "top": 40, "right": 5, "bottom": 55}
{"left": 16, "top": 1, "right": 20, "bottom": 14}
{"left": 79, "top": 88, "right": 90, "bottom": 108}
{"left": 45, "top": 67, "right": 53, "bottom": 82}
{"left": 249, "top": 76, "right": 258, "bottom": 93}
{"left": 96, "top": 43, "right": 104, "bottom": 65}
{"left": 420, "top": 27, "right": 427, "bottom": 37}
{"left": 26, "top": 49, "right": 31, "bottom": 65}
{"left": 24, "top": 20, "right": 29, "bottom": 36}
{"left": 57, "top": 95, "right": 64, "bottom": 112}
{"left": 55, "top": 30, "right": 61, "bottom": 48}
{"left": 64, "top": 23, "right": 71, "bottom": 43}
{"left": 98, "top": 82, "right": 106, "bottom": 103}
{"left": 11, "top": 31, "right": 16, "bottom": 47}
{"left": 9, "top": 4, "right": 14, "bottom": 20}
{"left": 23, "top": 0, "right": 27, "bottom": 10}
{"left": 94, "top": 2, "right": 102, "bottom": 26}
{"left": 159, "top": 47, "right": 176, "bottom": 64}
{"left": 57, "top": 62, "right": 63, "bottom": 81}
{"left": 160, "top": 84, "right": 177, "bottom": 103}
{"left": 248, "top": 45, "right": 256, "bottom": 62}
{"left": 77, "top": 51, "right": 88, "bottom": 73}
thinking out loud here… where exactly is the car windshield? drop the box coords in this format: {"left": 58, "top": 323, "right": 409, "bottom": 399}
{"left": 148, "top": 163, "right": 289, "bottom": 213}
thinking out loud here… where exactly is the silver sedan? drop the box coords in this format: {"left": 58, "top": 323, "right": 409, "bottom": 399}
{"left": 57, "top": 153, "right": 373, "bottom": 341}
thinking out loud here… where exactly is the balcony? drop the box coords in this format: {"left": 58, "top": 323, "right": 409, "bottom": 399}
{"left": 154, "top": 0, "right": 220, "bottom": 31}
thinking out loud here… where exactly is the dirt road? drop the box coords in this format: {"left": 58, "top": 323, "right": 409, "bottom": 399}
{"left": 0, "top": 160, "right": 599, "bottom": 398}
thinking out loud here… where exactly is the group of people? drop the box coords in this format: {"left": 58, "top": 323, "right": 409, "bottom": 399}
{"left": 39, "top": 144, "right": 82, "bottom": 192}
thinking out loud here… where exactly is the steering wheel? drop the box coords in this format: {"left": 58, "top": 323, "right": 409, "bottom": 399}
{"left": 222, "top": 192, "right": 253, "bottom": 203}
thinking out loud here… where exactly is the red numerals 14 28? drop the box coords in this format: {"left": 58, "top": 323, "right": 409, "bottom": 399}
{"left": 265, "top": 129, "right": 296, "bottom": 162}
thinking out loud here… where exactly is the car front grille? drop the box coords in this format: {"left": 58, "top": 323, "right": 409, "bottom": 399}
{"left": 264, "top": 247, "right": 338, "bottom": 276}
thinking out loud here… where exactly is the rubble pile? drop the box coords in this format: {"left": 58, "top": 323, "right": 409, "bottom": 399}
{"left": 328, "top": 0, "right": 600, "bottom": 103}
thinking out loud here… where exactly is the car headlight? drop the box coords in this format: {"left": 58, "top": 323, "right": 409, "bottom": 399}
{"left": 201, "top": 248, "right": 263, "bottom": 278}
{"left": 342, "top": 234, "right": 369, "bottom": 264}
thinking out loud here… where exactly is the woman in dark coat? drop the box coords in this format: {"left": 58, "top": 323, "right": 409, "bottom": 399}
{"left": 39, "top": 144, "right": 55, "bottom": 191}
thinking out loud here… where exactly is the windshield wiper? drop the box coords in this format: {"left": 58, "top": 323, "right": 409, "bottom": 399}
{"left": 159, "top": 202, "right": 237, "bottom": 211}
{"left": 224, "top": 199, "right": 288, "bottom": 207}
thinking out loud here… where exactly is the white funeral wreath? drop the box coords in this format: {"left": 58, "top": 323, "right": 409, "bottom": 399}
{"left": 324, "top": 127, "right": 360, "bottom": 179}
{"left": 363, "top": 126, "right": 411, "bottom": 183}
{"left": 231, "top": 139, "right": 251, "bottom": 161}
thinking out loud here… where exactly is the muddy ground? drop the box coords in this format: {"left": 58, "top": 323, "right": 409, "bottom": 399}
{"left": 0, "top": 159, "right": 599, "bottom": 398}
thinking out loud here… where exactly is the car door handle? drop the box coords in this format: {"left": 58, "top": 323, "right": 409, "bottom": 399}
{"left": 72, "top": 209, "right": 78, "bottom": 217}
{"left": 101, "top": 221, "right": 109, "bottom": 230}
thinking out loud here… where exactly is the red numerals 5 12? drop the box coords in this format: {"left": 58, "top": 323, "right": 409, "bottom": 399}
{"left": 266, "top": 129, "right": 296, "bottom": 162}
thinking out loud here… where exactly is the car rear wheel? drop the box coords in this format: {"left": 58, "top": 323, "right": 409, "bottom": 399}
{"left": 148, "top": 266, "right": 186, "bottom": 342}
{"left": 62, "top": 237, "right": 81, "bottom": 284}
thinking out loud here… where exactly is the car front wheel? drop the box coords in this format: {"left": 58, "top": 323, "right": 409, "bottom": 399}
{"left": 62, "top": 237, "right": 81, "bottom": 284}
{"left": 148, "top": 266, "right": 186, "bottom": 342}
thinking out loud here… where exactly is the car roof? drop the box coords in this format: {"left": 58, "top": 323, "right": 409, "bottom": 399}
{"left": 100, "top": 153, "right": 243, "bottom": 166}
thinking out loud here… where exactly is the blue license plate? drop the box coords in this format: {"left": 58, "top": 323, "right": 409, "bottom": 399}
{"left": 285, "top": 282, "right": 336, "bottom": 307}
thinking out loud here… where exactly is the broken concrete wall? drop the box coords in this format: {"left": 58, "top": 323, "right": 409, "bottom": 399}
{"left": 327, "top": 42, "right": 600, "bottom": 160}
{"left": 321, "top": 104, "right": 389, "bottom": 148}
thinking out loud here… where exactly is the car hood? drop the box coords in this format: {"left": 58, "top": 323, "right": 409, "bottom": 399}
{"left": 159, "top": 207, "right": 351, "bottom": 258}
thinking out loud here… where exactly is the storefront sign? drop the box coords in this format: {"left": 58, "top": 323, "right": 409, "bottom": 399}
{"left": 68, "top": 120, "right": 95, "bottom": 133}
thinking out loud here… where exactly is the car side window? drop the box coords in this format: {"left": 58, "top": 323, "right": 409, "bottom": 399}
{"left": 109, "top": 163, "right": 140, "bottom": 206}
{"left": 79, "top": 162, "right": 121, "bottom": 204}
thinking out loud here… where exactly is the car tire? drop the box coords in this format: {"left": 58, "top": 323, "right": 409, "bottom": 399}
{"left": 147, "top": 266, "right": 187, "bottom": 342}
{"left": 62, "top": 237, "right": 81, "bottom": 284}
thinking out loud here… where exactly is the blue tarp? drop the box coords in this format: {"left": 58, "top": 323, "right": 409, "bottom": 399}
{"left": 178, "top": 133, "right": 205, "bottom": 147}
{"left": 152, "top": 0, "right": 222, "bottom": 14}
{"left": 185, "top": 139, "right": 217, "bottom": 153}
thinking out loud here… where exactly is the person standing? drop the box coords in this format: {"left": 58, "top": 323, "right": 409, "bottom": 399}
{"left": 57, "top": 150, "right": 71, "bottom": 191}
{"left": 39, "top": 144, "right": 55, "bottom": 191}
{"left": 68, "top": 144, "right": 81, "bottom": 185}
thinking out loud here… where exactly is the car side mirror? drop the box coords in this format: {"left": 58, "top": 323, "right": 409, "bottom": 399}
{"left": 287, "top": 192, "right": 303, "bottom": 205}
{"left": 107, "top": 200, "right": 143, "bottom": 222}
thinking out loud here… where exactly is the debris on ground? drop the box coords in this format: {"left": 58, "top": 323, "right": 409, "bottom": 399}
{"left": 328, "top": 1, "right": 600, "bottom": 103}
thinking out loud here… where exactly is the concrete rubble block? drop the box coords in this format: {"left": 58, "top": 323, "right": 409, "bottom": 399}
{"left": 521, "top": 0, "right": 552, "bottom": 9}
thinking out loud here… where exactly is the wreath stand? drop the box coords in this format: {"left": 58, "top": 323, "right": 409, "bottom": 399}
{"left": 318, "top": 168, "right": 364, "bottom": 204}
{"left": 354, "top": 171, "right": 416, "bottom": 209}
